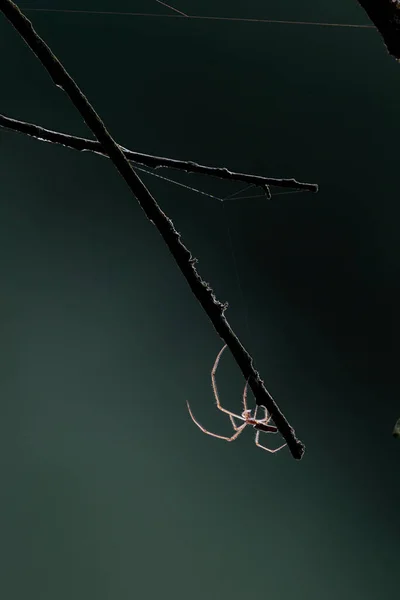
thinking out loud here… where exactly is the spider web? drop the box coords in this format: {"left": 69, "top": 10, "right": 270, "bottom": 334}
{"left": 21, "top": 6, "right": 373, "bottom": 29}
{"left": 132, "top": 160, "right": 308, "bottom": 344}
{"left": 19, "top": 0, "right": 317, "bottom": 346}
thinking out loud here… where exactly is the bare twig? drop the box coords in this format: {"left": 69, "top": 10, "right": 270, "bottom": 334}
{"left": 356, "top": 0, "right": 400, "bottom": 60}
{"left": 0, "top": 0, "right": 311, "bottom": 459}
{"left": 0, "top": 113, "right": 319, "bottom": 198}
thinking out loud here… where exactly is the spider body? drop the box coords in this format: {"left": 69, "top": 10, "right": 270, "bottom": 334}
{"left": 187, "top": 344, "right": 286, "bottom": 454}
{"left": 248, "top": 418, "right": 278, "bottom": 434}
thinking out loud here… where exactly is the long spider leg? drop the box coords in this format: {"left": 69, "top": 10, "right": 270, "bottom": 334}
{"left": 211, "top": 345, "right": 246, "bottom": 422}
{"left": 254, "top": 429, "right": 287, "bottom": 454}
{"left": 254, "top": 406, "right": 274, "bottom": 427}
{"left": 253, "top": 404, "right": 258, "bottom": 420}
{"left": 246, "top": 385, "right": 265, "bottom": 423}
{"left": 187, "top": 401, "right": 247, "bottom": 441}
{"left": 228, "top": 414, "right": 243, "bottom": 431}
{"left": 261, "top": 406, "right": 272, "bottom": 424}
{"left": 243, "top": 380, "right": 249, "bottom": 413}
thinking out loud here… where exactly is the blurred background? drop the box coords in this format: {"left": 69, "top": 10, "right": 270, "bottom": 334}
{"left": 1, "top": 1, "right": 399, "bottom": 598}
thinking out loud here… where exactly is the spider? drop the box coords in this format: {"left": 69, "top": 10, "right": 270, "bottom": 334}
{"left": 186, "top": 344, "right": 287, "bottom": 453}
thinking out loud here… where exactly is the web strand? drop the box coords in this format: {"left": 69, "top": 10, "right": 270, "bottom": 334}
{"left": 131, "top": 163, "right": 305, "bottom": 202}
{"left": 154, "top": 0, "right": 187, "bottom": 17}
{"left": 221, "top": 201, "right": 253, "bottom": 345}
{"left": 21, "top": 8, "right": 374, "bottom": 29}
{"left": 20, "top": 2, "right": 320, "bottom": 352}
{"left": 133, "top": 163, "right": 304, "bottom": 349}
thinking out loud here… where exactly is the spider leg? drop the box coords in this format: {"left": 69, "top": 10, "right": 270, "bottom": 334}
{"left": 211, "top": 345, "right": 246, "bottom": 422}
{"left": 244, "top": 383, "right": 269, "bottom": 424}
{"left": 252, "top": 403, "right": 272, "bottom": 426}
{"left": 260, "top": 407, "right": 273, "bottom": 424}
{"left": 187, "top": 401, "right": 247, "bottom": 441}
{"left": 228, "top": 414, "right": 243, "bottom": 431}
{"left": 253, "top": 404, "right": 258, "bottom": 420}
{"left": 243, "top": 380, "right": 249, "bottom": 413}
{"left": 255, "top": 429, "right": 286, "bottom": 454}
{"left": 253, "top": 406, "right": 276, "bottom": 429}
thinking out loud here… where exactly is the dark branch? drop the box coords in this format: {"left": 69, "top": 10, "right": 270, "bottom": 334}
{"left": 356, "top": 0, "right": 400, "bottom": 60}
{"left": 0, "top": 113, "right": 319, "bottom": 197}
{"left": 0, "top": 0, "right": 309, "bottom": 459}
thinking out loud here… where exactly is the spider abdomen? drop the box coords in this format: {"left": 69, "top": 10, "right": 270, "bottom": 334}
{"left": 252, "top": 420, "right": 278, "bottom": 434}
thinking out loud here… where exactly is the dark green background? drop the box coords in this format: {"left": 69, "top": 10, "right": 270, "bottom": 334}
{"left": 1, "top": 1, "right": 399, "bottom": 598}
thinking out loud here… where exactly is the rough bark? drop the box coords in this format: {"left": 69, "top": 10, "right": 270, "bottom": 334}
{"left": 357, "top": 0, "right": 400, "bottom": 60}
{"left": 0, "top": 0, "right": 317, "bottom": 459}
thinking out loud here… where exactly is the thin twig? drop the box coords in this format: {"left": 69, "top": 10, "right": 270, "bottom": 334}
{"left": 0, "top": 113, "right": 319, "bottom": 197}
{"left": 0, "top": 0, "right": 308, "bottom": 459}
